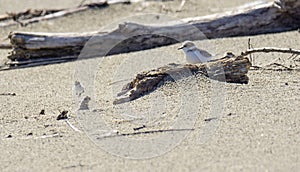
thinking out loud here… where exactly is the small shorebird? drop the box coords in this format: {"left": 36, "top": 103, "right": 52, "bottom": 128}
{"left": 223, "top": 52, "right": 235, "bottom": 58}
{"left": 178, "top": 41, "right": 212, "bottom": 64}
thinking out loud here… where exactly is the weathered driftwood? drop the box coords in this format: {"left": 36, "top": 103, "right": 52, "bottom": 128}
{"left": 241, "top": 47, "right": 300, "bottom": 56}
{"left": 113, "top": 55, "right": 251, "bottom": 104}
{"left": 182, "top": 0, "right": 300, "bottom": 37}
{"left": 0, "top": 0, "right": 132, "bottom": 27}
{"left": 6, "top": 0, "right": 300, "bottom": 65}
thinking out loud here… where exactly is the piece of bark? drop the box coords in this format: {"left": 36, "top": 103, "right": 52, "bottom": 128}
{"left": 6, "top": 0, "right": 300, "bottom": 63}
{"left": 113, "top": 55, "right": 251, "bottom": 104}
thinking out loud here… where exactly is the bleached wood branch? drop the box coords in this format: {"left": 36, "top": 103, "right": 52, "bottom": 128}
{"left": 241, "top": 47, "right": 300, "bottom": 56}
{"left": 64, "top": 119, "right": 82, "bottom": 133}
{"left": 97, "top": 128, "right": 194, "bottom": 139}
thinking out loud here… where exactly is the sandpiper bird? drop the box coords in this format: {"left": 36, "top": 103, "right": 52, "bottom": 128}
{"left": 178, "top": 41, "right": 212, "bottom": 64}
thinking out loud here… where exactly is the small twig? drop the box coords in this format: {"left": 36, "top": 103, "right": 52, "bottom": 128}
{"left": 292, "top": 55, "right": 299, "bottom": 66}
{"left": 3, "top": 133, "right": 61, "bottom": 140}
{"left": 0, "top": 43, "right": 12, "bottom": 49}
{"left": 247, "top": 38, "right": 253, "bottom": 64}
{"left": 287, "top": 54, "right": 299, "bottom": 66}
{"left": 6, "top": 56, "right": 77, "bottom": 66}
{"left": 204, "top": 117, "right": 218, "bottom": 122}
{"left": 1, "top": 56, "right": 77, "bottom": 71}
{"left": 0, "top": 92, "right": 16, "bottom": 96}
{"left": 133, "top": 125, "right": 146, "bottom": 131}
{"left": 64, "top": 119, "right": 82, "bottom": 133}
{"left": 254, "top": 62, "right": 300, "bottom": 72}
{"left": 253, "top": 64, "right": 300, "bottom": 71}
{"left": 176, "top": 0, "right": 186, "bottom": 12}
{"left": 241, "top": 47, "right": 300, "bottom": 71}
{"left": 56, "top": 110, "right": 82, "bottom": 132}
{"left": 97, "top": 128, "right": 194, "bottom": 139}
{"left": 264, "top": 62, "right": 294, "bottom": 70}
{"left": 36, "top": 134, "right": 61, "bottom": 139}
{"left": 241, "top": 47, "right": 300, "bottom": 56}
{"left": 250, "top": 65, "right": 262, "bottom": 70}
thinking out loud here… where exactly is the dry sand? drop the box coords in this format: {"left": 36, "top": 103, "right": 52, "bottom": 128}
{"left": 0, "top": 0, "right": 299, "bottom": 171}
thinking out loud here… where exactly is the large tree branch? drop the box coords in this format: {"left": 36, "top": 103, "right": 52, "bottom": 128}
{"left": 4, "top": 0, "right": 300, "bottom": 69}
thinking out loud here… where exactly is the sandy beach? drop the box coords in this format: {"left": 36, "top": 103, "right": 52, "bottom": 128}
{"left": 0, "top": 0, "right": 299, "bottom": 171}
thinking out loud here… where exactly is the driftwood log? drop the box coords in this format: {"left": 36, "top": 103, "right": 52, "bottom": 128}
{"left": 4, "top": 0, "right": 299, "bottom": 68}
{"left": 114, "top": 55, "right": 251, "bottom": 104}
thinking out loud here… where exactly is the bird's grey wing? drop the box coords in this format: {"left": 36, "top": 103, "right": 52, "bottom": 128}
{"left": 198, "top": 49, "right": 212, "bottom": 57}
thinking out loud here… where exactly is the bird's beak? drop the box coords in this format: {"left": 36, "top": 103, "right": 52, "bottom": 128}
{"left": 178, "top": 46, "right": 184, "bottom": 50}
